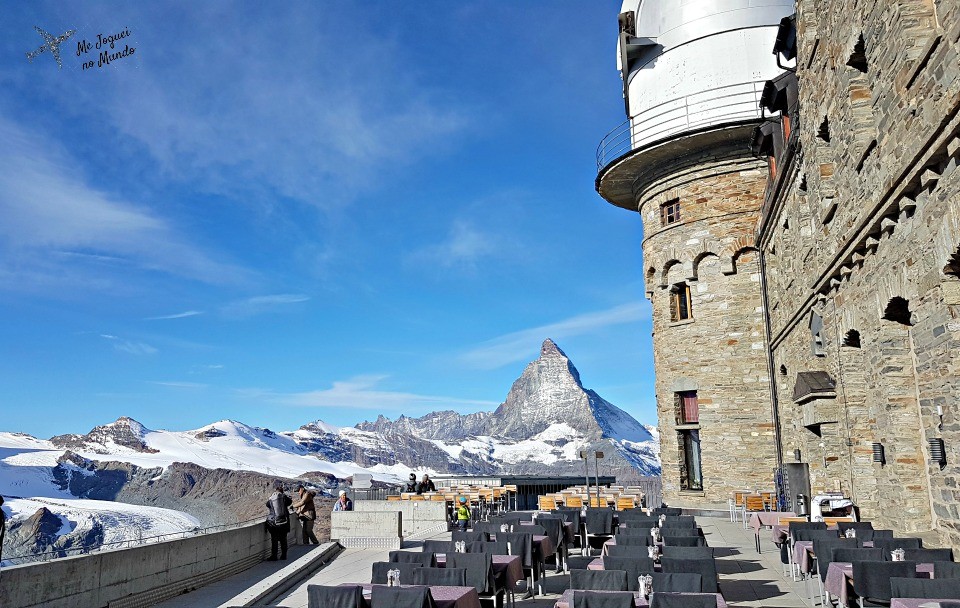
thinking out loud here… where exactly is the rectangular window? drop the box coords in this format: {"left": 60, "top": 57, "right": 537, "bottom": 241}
{"left": 678, "top": 429, "right": 703, "bottom": 491}
{"left": 678, "top": 391, "right": 699, "bottom": 424}
{"left": 670, "top": 283, "right": 692, "bottom": 322}
{"left": 660, "top": 199, "right": 681, "bottom": 225}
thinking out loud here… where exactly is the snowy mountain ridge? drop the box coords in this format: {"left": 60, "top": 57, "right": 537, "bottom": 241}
{"left": 0, "top": 338, "right": 659, "bottom": 562}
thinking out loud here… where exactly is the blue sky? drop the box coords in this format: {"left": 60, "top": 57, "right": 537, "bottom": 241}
{"left": 0, "top": 1, "right": 655, "bottom": 438}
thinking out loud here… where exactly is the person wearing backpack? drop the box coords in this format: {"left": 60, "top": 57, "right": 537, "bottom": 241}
{"left": 291, "top": 484, "right": 319, "bottom": 545}
{"left": 265, "top": 481, "right": 293, "bottom": 560}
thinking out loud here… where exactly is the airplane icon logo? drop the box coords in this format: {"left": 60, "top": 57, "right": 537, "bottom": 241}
{"left": 26, "top": 26, "right": 76, "bottom": 69}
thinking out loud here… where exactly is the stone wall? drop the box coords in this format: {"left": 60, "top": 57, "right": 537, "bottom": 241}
{"left": 759, "top": 0, "right": 960, "bottom": 544}
{"left": 639, "top": 152, "right": 778, "bottom": 507}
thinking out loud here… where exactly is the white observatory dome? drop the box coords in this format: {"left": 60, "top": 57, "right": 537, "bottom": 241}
{"left": 617, "top": 0, "right": 795, "bottom": 148}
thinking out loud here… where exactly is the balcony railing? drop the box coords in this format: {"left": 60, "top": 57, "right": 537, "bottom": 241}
{"left": 597, "top": 80, "right": 767, "bottom": 173}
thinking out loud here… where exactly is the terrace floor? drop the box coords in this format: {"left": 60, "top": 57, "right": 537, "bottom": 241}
{"left": 271, "top": 516, "right": 819, "bottom": 608}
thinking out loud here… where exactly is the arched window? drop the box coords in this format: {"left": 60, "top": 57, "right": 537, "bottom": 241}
{"left": 843, "top": 330, "right": 862, "bottom": 348}
{"left": 779, "top": 364, "right": 788, "bottom": 376}
{"left": 883, "top": 297, "right": 912, "bottom": 326}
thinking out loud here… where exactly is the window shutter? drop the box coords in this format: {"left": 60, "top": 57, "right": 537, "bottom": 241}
{"left": 670, "top": 291, "right": 679, "bottom": 322}
{"left": 682, "top": 392, "right": 699, "bottom": 424}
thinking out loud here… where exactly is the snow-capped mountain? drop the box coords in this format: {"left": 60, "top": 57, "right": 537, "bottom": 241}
{"left": 0, "top": 338, "right": 659, "bottom": 562}
{"left": 356, "top": 339, "right": 660, "bottom": 476}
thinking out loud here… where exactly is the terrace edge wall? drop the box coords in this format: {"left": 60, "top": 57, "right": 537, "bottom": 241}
{"left": 0, "top": 521, "right": 301, "bottom": 608}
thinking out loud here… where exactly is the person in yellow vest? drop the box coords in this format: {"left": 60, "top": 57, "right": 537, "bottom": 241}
{"left": 455, "top": 496, "right": 470, "bottom": 531}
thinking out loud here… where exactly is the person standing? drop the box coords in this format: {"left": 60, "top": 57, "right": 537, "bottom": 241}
{"left": 0, "top": 496, "right": 6, "bottom": 564}
{"left": 405, "top": 473, "right": 418, "bottom": 493}
{"left": 418, "top": 474, "right": 436, "bottom": 494}
{"left": 265, "top": 481, "right": 292, "bottom": 561}
{"left": 455, "top": 496, "right": 470, "bottom": 531}
{"left": 333, "top": 490, "right": 353, "bottom": 512}
{"left": 291, "top": 484, "right": 319, "bottom": 545}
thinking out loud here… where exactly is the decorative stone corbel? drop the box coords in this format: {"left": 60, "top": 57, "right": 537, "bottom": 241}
{"left": 880, "top": 217, "right": 897, "bottom": 236}
{"left": 920, "top": 168, "right": 941, "bottom": 191}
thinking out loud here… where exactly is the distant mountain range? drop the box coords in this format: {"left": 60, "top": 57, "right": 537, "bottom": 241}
{"left": 0, "top": 339, "right": 659, "bottom": 561}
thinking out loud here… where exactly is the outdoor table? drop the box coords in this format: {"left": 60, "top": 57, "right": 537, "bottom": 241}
{"left": 555, "top": 590, "right": 727, "bottom": 608}
{"left": 749, "top": 511, "right": 796, "bottom": 553}
{"left": 435, "top": 554, "right": 524, "bottom": 591}
{"left": 823, "top": 562, "right": 934, "bottom": 607}
{"left": 356, "top": 584, "right": 482, "bottom": 608}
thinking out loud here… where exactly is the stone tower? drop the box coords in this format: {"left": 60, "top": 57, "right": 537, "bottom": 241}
{"left": 595, "top": 0, "right": 794, "bottom": 507}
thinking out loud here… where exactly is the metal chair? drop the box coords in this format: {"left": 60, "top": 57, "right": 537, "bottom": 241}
{"left": 602, "top": 556, "right": 656, "bottom": 591}
{"left": 851, "top": 560, "right": 916, "bottom": 607}
{"left": 660, "top": 557, "right": 717, "bottom": 592}
{"left": 307, "top": 584, "right": 363, "bottom": 608}
{"left": 572, "top": 591, "right": 636, "bottom": 608}
{"left": 569, "top": 568, "right": 629, "bottom": 591}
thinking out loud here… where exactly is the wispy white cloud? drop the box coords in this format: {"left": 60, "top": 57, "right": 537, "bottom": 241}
{"left": 189, "top": 364, "right": 224, "bottom": 375}
{"left": 146, "top": 310, "right": 204, "bottom": 320}
{"left": 100, "top": 334, "right": 158, "bottom": 356}
{"left": 459, "top": 302, "right": 651, "bottom": 369}
{"left": 0, "top": 117, "right": 253, "bottom": 292}
{"left": 239, "top": 375, "right": 498, "bottom": 411}
{"left": 220, "top": 294, "right": 311, "bottom": 318}
{"left": 96, "top": 6, "right": 468, "bottom": 209}
{"left": 147, "top": 381, "right": 208, "bottom": 389}
{"left": 406, "top": 220, "right": 500, "bottom": 272}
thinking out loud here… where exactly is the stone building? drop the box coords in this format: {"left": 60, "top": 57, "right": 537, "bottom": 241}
{"left": 596, "top": 0, "right": 960, "bottom": 541}
{"left": 754, "top": 0, "right": 960, "bottom": 545}
{"left": 595, "top": 0, "right": 793, "bottom": 507}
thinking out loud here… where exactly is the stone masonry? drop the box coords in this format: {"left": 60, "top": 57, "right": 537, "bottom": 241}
{"left": 758, "top": 0, "right": 960, "bottom": 544}
{"left": 628, "top": 138, "right": 779, "bottom": 509}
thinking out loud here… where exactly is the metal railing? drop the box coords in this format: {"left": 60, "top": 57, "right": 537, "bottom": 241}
{"left": 596, "top": 80, "right": 767, "bottom": 173}
{"left": 0, "top": 515, "right": 266, "bottom": 567}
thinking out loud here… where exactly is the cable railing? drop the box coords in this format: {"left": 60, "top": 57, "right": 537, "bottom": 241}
{"left": 597, "top": 80, "right": 767, "bottom": 173}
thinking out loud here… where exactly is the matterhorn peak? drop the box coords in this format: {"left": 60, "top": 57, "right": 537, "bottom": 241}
{"left": 539, "top": 338, "right": 567, "bottom": 358}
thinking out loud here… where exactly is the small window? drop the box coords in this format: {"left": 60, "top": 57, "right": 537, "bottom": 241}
{"left": 779, "top": 364, "right": 788, "bottom": 376}
{"left": 883, "top": 297, "right": 912, "bottom": 326}
{"left": 670, "top": 283, "right": 693, "bottom": 322}
{"left": 817, "top": 117, "right": 831, "bottom": 143}
{"left": 660, "top": 199, "right": 681, "bottom": 225}
{"left": 843, "top": 330, "right": 861, "bottom": 348}
{"left": 846, "top": 34, "right": 868, "bottom": 73}
{"left": 676, "top": 391, "right": 699, "bottom": 424}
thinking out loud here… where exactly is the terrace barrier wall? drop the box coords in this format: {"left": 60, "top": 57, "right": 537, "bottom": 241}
{"left": 354, "top": 499, "right": 448, "bottom": 537}
{"left": 0, "top": 519, "right": 303, "bottom": 608}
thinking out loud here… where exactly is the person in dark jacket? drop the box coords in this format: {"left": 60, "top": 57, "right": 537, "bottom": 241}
{"left": 417, "top": 474, "right": 436, "bottom": 494}
{"left": 405, "top": 473, "right": 418, "bottom": 493}
{"left": 265, "top": 481, "right": 292, "bottom": 560}
{"left": 0, "top": 495, "right": 6, "bottom": 564}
